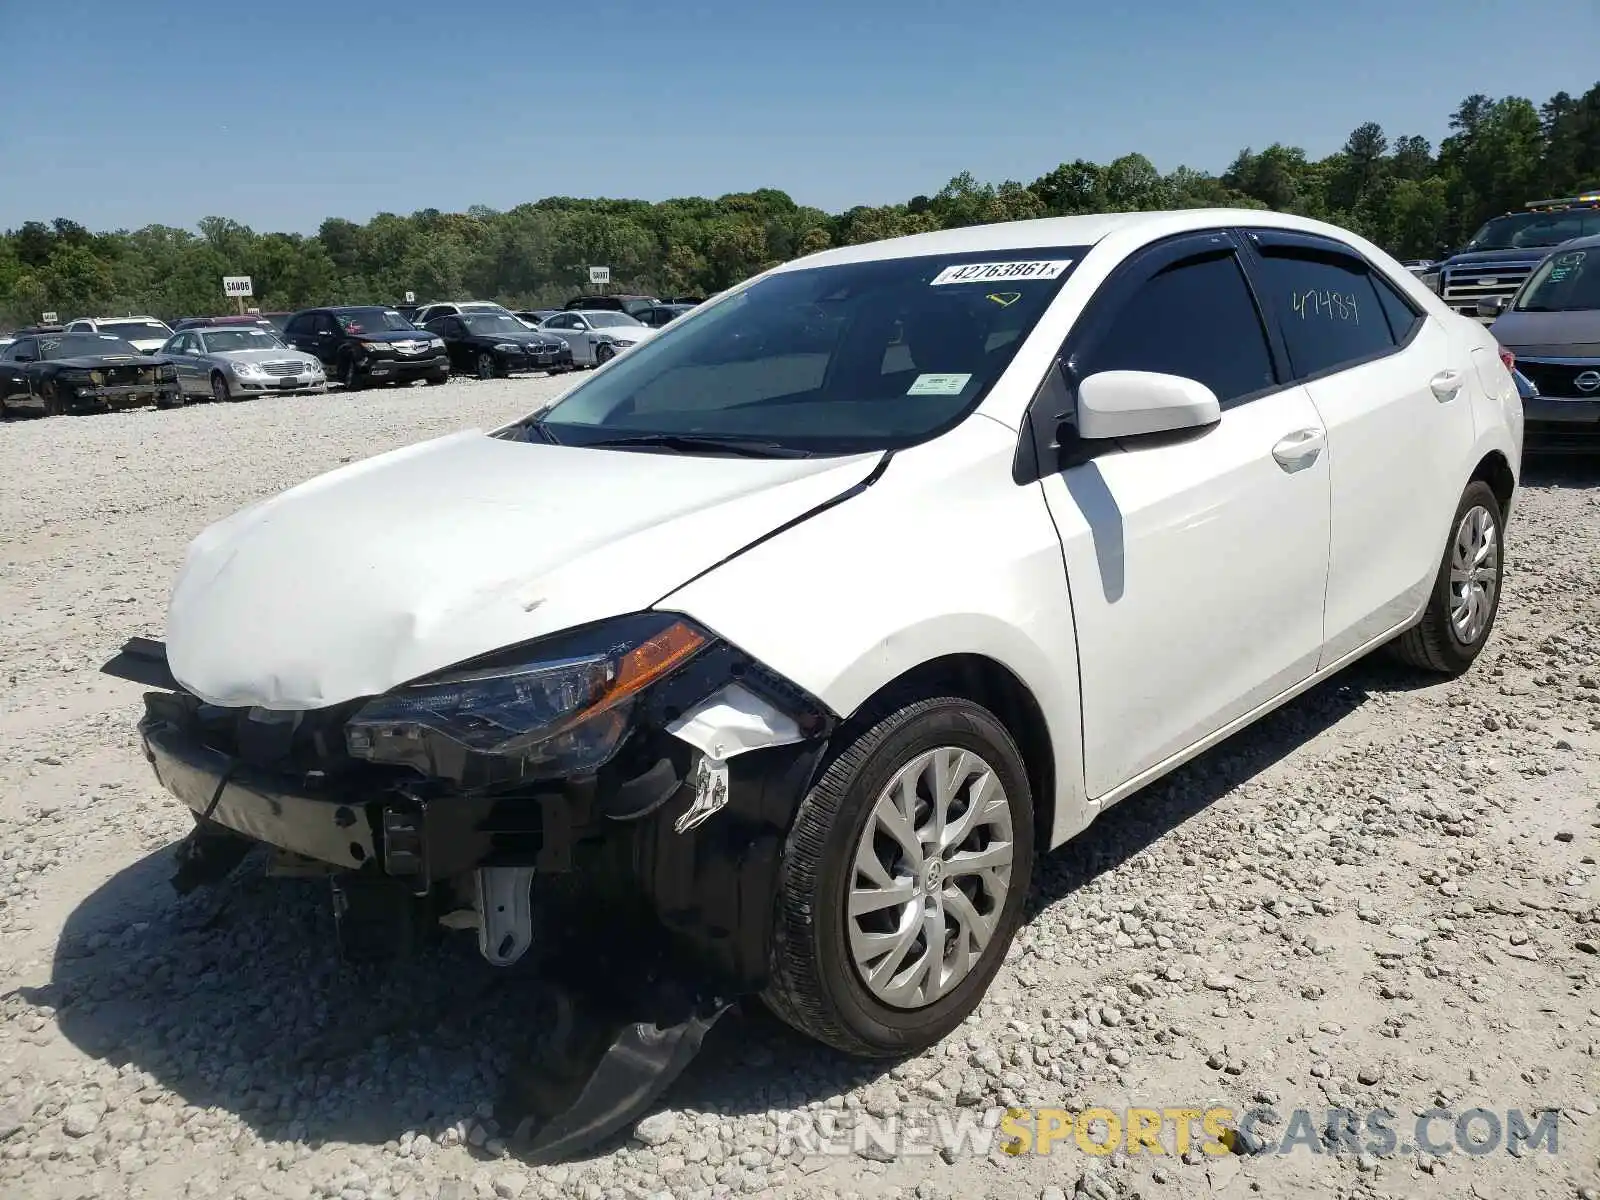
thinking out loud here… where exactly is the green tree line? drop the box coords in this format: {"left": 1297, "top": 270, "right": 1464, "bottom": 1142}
{"left": 2, "top": 85, "right": 1596, "bottom": 327}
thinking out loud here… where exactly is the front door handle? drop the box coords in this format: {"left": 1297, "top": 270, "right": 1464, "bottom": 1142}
{"left": 1271, "top": 428, "right": 1326, "bottom": 472}
{"left": 1430, "top": 368, "right": 1464, "bottom": 401}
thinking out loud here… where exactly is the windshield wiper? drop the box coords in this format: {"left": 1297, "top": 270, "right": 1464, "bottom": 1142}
{"left": 497, "top": 405, "right": 562, "bottom": 445}
{"left": 578, "top": 433, "right": 811, "bottom": 458}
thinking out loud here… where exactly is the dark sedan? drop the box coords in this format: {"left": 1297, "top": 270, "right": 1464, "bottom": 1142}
{"left": 423, "top": 312, "right": 574, "bottom": 378}
{"left": 0, "top": 332, "right": 182, "bottom": 417}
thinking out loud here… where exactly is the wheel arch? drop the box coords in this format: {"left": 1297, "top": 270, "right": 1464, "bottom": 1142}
{"left": 824, "top": 652, "right": 1058, "bottom": 856}
{"left": 1469, "top": 448, "right": 1515, "bottom": 519}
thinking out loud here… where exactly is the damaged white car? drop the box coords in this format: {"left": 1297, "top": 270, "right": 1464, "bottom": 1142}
{"left": 133, "top": 209, "right": 1520, "bottom": 1152}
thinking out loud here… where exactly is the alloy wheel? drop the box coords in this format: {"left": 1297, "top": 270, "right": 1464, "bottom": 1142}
{"left": 847, "top": 746, "right": 1015, "bottom": 1009}
{"left": 1449, "top": 503, "right": 1499, "bottom": 644}
{"left": 476, "top": 352, "right": 495, "bottom": 380}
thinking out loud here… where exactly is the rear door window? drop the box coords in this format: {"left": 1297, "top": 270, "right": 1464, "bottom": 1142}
{"left": 1250, "top": 243, "right": 1397, "bottom": 379}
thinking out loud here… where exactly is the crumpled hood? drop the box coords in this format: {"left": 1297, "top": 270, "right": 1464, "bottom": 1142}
{"left": 165, "top": 430, "right": 881, "bottom": 710}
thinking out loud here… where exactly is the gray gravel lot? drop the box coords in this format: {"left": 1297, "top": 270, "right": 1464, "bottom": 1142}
{"left": 0, "top": 381, "right": 1597, "bottom": 1200}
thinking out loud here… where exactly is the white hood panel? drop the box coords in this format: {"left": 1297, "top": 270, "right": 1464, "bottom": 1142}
{"left": 165, "top": 430, "right": 879, "bottom": 709}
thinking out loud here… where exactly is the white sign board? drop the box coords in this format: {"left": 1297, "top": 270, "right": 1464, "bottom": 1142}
{"left": 589, "top": 266, "right": 611, "bottom": 285}
{"left": 223, "top": 275, "right": 254, "bottom": 298}
{"left": 404, "top": 291, "right": 416, "bottom": 304}
{"left": 41, "top": 311, "right": 58, "bottom": 323}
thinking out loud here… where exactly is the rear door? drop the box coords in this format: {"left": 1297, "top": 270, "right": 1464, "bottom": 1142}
{"left": 1035, "top": 231, "right": 1333, "bottom": 798}
{"left": 1240, "top": 229, "right": 1477, "bottom": 665}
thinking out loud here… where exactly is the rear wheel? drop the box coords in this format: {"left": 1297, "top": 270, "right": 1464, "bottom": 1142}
{"left": 475, "top": 351, "right": 498, "bottom": 380}
{"left": 1389, "top": 480, "right": 1504, "bottom": 675}
{"left": 211, "top": 373, "right": 231, "bottom": 404}
{"left": 762, "top": 697, "right": 1034, "bottom": 1057}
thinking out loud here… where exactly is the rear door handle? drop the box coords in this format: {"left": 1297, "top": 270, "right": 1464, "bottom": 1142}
{"left": 1271, "top": 428, "right": 1326, "bottom": 472}
{"left": 1430, "top": 368, "right": 1464, "bottom": 401}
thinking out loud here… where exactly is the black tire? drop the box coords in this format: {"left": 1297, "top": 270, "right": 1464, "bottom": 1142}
{"left": 41, "top": 382, "right": 62, "bottom": 416}
{"left": 474, "top": 351, "right": 498, "bottom": 381}
{"left": 425, "top": 371, "right": 450, "bottom": 386}
{"left": 762, "top": 696, "right": 1035, "bottom": 1058}
{"left": 340, "top": 355, "right": 365, "bottom": 391}
{"left": 594, "top": 343, "right": 615, "bottom": 365}
{"left": 1389, "top": 479, "right": 1505, "bottom": 675}
{"left": 211, "top": 373, "right": 231, "bottom": 404}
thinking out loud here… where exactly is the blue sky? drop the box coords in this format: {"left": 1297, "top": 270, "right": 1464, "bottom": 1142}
{"left": 1, "top": 0, "right": 1595, "bottom": 235}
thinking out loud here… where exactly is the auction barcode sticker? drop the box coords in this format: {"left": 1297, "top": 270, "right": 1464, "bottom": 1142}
{"left": 930, "top": 259, "right": 1072, "bottom": 286}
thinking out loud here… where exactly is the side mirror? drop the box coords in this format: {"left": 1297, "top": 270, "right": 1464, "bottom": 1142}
{"left": 1076, "top": 370, "right": 1222, "bottom": 441}
{"left": 1476, "top": 296, "right": 1508, "bottom": 319}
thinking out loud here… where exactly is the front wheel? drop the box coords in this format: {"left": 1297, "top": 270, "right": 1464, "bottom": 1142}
{"left": 211, "top": 373, "right": 231, "bottom": 404}
{"left": 425, "top": 370, "right": 449, "bottom": 386}
{"left": 594, "top": 343, "right": 616, "bottom": 365}
{"left": 1389, "top": 480, "right": 1505, "bottom": 675}
{"left": 41, "top": 382, "right": 62, "bottom": 416}
{"left": 474, "top": 351, "right": 498, "bottom": 380}
{"left": 340, "top": 356, "right": 365, "bottom": 391}
{"left": 762, "top": 696, "right": 1034, "bottom": 1057}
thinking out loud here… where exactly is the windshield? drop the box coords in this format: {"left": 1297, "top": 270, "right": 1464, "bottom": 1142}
{"left": 101, "top": 319, "right": 171, "bottom": 340}
{"left": 41, "top": 334, "right": 141, "bottom": 359}
{"left": 538, "top": 247, "right": 1086, "bottom": 454}
{"left": 585, "top": 312, "right": 644, "bottom": 328}
{"left": 202, "top": 328, "right": 287, "bottom": 352}
{"left": 336, "top": 309, "right": 414, "bottom": 333}
{"left": 462, "top": 314, "right": 530, "bottom": 335}
{"left": 460, "top": 302, "right": 511, "bottom": 314}
{"left": 1515, "top": 247, "right": 1600, "bottom": 312}
{"left": 1466, "top": 211, "right": 1600, "bottom": 251}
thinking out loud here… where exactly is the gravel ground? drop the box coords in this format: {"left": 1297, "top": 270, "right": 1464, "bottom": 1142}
{"left": 1, "top": 381, "right": 1597, "bottom": 1200}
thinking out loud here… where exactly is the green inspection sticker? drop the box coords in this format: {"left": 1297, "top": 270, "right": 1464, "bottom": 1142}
{"left": 907, "top": 373, "right": 972, "bottom": 396}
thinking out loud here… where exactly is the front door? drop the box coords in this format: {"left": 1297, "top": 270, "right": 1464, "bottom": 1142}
{"left": 1034, "top": 232, "right": 1332, "bottom": 798}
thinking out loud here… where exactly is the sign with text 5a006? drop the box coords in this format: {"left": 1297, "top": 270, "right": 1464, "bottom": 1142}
{"left": 41, "top": 311, "right": 58, "bottom": 323}
{"left": 223, "top": 276, "right": 254, "bottom": 298}
{"left": 589, "top": 266, "right": 611, "bottom": 285}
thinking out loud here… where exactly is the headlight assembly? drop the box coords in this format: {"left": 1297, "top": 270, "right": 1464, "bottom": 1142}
{"left": 233, "top": 361, "right": 265, "bottom": 378}
{"left": 493, "top": 342, "right": 519, "bottom": 352}
{"left": 345, "top": 614, "right": 710, "bottom": 779}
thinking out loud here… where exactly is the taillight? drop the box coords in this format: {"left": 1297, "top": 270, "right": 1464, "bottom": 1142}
{"left": 1498, "top": 345, "right": 1516, "bottom": 374}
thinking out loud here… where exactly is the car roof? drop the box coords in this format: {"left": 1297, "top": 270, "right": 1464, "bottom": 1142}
{"left": 772, "top": 209, "right": 1386, "bottom": 273}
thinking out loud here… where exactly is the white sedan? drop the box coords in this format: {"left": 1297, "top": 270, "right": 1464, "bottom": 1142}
{"left": 144, "top": 209, "right": 1520, "bottom": 1066}
{"left": 537, "top": 309, "right": 657, "bottom": 366}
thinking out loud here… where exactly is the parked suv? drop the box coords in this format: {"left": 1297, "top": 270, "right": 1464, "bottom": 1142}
{"left": 410, "top": 300, "right": 515, "bottom": 327}
{"left": 562, "top": 293, "right": 659, "bottom": 317}
{"left": 1485, "top": 233, "right": 1600, "bottom": 452}
{"left": 282, "top": 306, "right": 449, "bottom": 389}
{"left": 63, "top": 315, "right": 174, "bottom": 354}
{"left": 1422, "top": 192, "right": 1600, "bottom": 322}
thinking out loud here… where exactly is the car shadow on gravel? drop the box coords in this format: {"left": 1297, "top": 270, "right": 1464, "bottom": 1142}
{"left": 36, "top": 653, "right": 1417, "bottom": 1160}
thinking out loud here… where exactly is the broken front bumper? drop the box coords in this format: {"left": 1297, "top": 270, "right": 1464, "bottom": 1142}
{"left": 136, "top": 641, "right": 835, "bottom": 993}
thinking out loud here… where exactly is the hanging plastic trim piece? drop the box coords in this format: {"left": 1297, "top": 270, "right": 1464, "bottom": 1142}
{"left": 664, "top": 683, "right": 805, "bottom": 833}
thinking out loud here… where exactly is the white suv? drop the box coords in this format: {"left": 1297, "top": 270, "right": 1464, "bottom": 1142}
{"left": 63, "top": 315, "right": 173, "bottom": 354}
{"left": 141, "top": 209, "right": 1520, "bottom": 1064}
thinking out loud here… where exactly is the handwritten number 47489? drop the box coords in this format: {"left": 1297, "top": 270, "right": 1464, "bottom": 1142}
{"left": 1291, "top": 289, "right": 1359, "bottom": 324}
